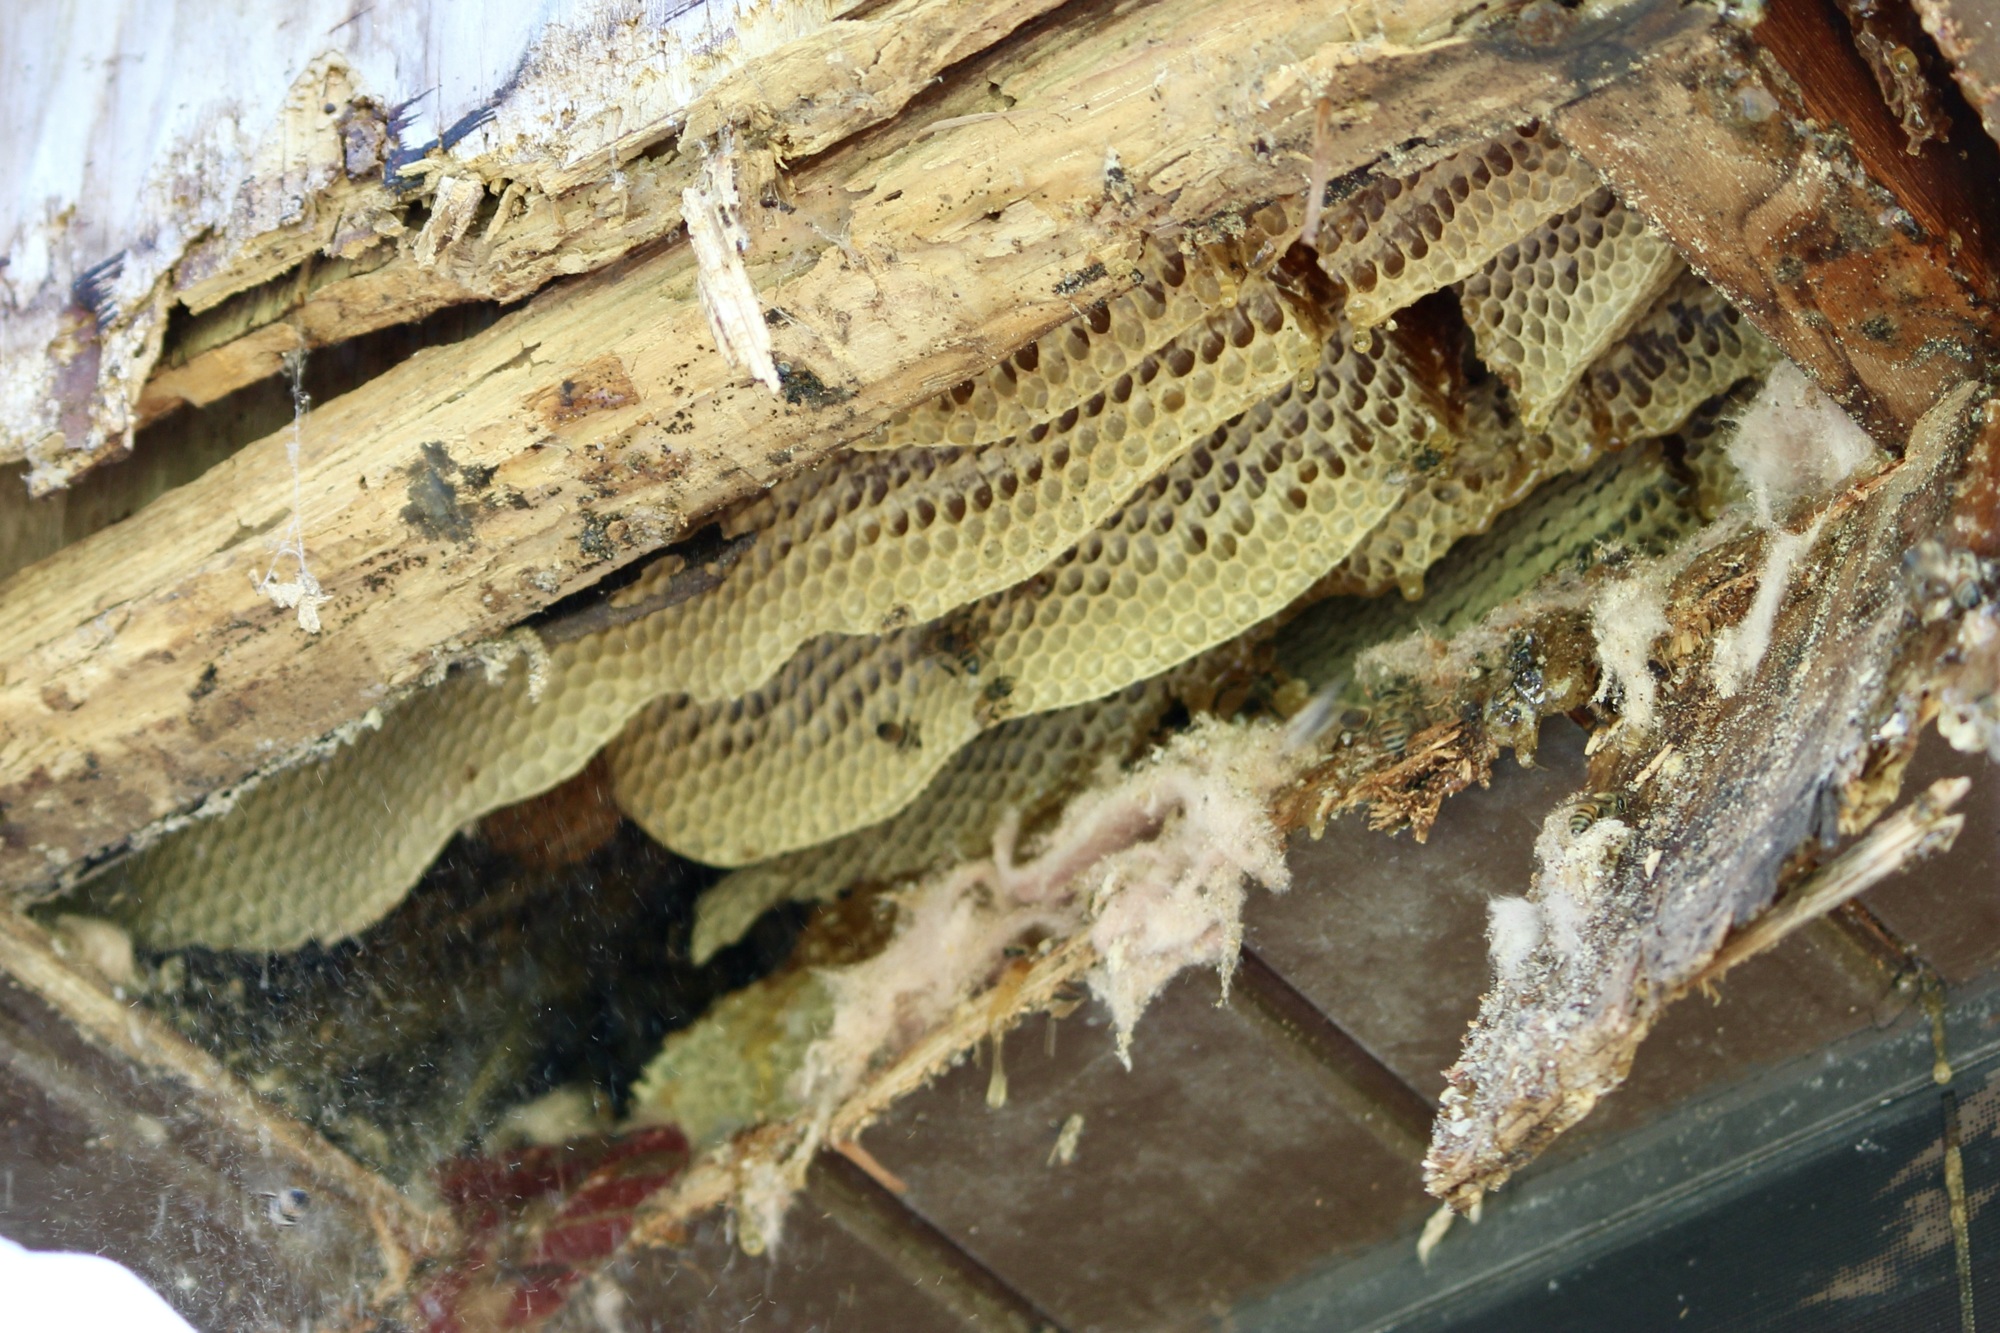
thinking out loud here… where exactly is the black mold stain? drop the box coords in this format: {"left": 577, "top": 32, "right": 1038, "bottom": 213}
{"left": 381, "top": 92, "right": 498, "bottom": 192}
{"left": 1053, "top": 262, "right": 1108, "bottom": 296}
{"left": 72, "top": 253, "right": 127, "bottom": 330}
{"left": 401, "top": 440, "right": 478, "bottom": 543}
{"left": 776, "top": 362, "right": 851, "bottom": 408}
{"left": 439, "top": 102, "right": 497, "bottom": 152}
{"left": 578, "top": 510, "right": 619, "bottom": 562}
{"left": 381, "top": 92, "right": 434, "bottom": 192}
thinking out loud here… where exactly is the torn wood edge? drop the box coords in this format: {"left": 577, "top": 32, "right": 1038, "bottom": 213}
{"left": 1423, "top": 379, "right": 1988, "bottom": 1212}
{"left": 17, "top": 0, "right": 1121, "bottom": 488}
{"left": 0, "top": 0, "right": 1729, "bottom": 899}
{"left": 684, "top": 134, "right": 783, "bottom": 395}
{"left": 1553, "top": 21, "right": 1998, "bottom": 441}
{"left": 1689, "top": 775, "right": 1970, "bottom": 990}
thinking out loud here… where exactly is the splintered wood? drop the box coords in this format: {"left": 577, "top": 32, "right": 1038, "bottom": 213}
{"left": 9, "top": 3, "right": 2000, "bottom": 1307}
{"left": 1554, "top": 21, "right": 1999, "bottom": 440}
{"left": 1425, "top": 385, "right": 1985, "bottom": 1211}
{"left": 0, "top": 0, "right": 1717, "bottom": 897}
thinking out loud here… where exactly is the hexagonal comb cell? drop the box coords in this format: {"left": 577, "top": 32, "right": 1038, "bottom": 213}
{"left": 868, "top": 202, "right": 1298, "bottom": 452}
{"left": 109, "top": 631, "right": 632, "bottom": 952}
{"left": 607, "top": 315, "right": 1458, "bottom": 866}
{"left": 606, "top": 629, "right": 988, "bottom": 867}
{"left": 686, "top": 675, "right": 1184, "bottom": 962}
{"left": 625, "top": 274, "right": 1324, "bottom": 707}
{"left": 1278, "top": 443, "right": 1700, "bottom": 690}
{"left": 96, "top": 120, "right": 1782, "bottom": 974}
{"left": 1327, "top": 271, "right": 1775, "bottom": 601}
{"left": 1459, "top": 189, "right": 1682, "bottom": 428}
{"left": 1318, "top": 124, "right": 1601, "bottom": 331}
{"left": 969, "top": 314, "right": 1452, "bottom": 717}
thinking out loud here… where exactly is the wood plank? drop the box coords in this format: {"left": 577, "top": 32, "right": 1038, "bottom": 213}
{"left": 130, "top": 0, "right": 1076, "bottom": 432}
{"left": 1426, "top": 383, "right": 1984, "bottom": 1208}
{"left": 1915, "top": 0, "right": 2000, "bottom": 148}
{"left": 0, "top": 0, "right": 877, "bottom": 491}
{"left": 0, "top": 0, "right": 1721, "bottom": 897}
{"left": 1554, "top": 20, "right": 2000, "bottom": 441}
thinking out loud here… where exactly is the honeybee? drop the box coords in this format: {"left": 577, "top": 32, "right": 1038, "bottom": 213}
{"left": 1368, "top": 710, "right": 1416, "bottom": 756}
{"left": 1564, "top": 790, "right": 1630, "bottom": 835}
{"left": 1905, "top": 540, "right": 1993, "bottom": 625}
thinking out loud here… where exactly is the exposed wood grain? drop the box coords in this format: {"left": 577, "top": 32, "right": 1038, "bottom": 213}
{"left": 1, "top": 0, "right": 875, "bottom": 491}
{"left": 131, "top": 0, "right": 1076, "bottom": 432}
{"left": 1753, "top": 0, "right": 2000, "bottom": 300}
{"left": 0, "top": 0, "right": 1721, "bottom": 897}
{"left": 1691, "top": 776, "right": 1969, "bottom": 988}
{"left": 1555, "top": 24, "right": 1999, "bottom": 441}
{"left": 1425, "top": 383, "right": 1984, "bottom": 1210}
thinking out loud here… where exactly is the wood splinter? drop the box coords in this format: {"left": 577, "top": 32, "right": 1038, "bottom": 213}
{"left": 1690, "top": 775, "right": 1970, "bottom": 992}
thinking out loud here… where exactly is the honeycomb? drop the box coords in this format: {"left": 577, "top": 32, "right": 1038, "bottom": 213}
{"left": 108, "top": 271, "right": 1326, "bottom": 941}
{"left": 1277, "top": 444, "right": 1698, "bottom": 687}
{"left": 107, "top": 628, "right": 655, "bottom": 951}
{"left": 1541, "top": 270, "right": 1777, "bottom": 457}
{"left": 632, "top": 274, "right": 1323, "bottom": 705}
{"left": 604, "top": 630, "right": 989, "bottom": 867}
{"left": 687, "top": 677, "right": 1180, "bottom": 962}
{"left": 969, "top": 317, "right": 1448, "bottom": 717}
{"left": 1458, "top": 190, "right": 1682, "bottom": 427}
{"left": 95, "top": 120, "right": 1783, "bottom": 962}
{"left": 1320, "top": 125, "right": 1600, "bottom": 331}
{"left": 1326, "top": 270, "right": 1775, "bottom": 600}
{"left": 1677, "top": 389, "right": 1756, "bottom": 519}
{"left": 866, "top": 207, "right": 1296, "bottom": 452}
{"left": 607, "top": 316, "right": 1442, "bottom": 871}
{"left": 1303, "top": 380, "right": 1529, "bottom": 602}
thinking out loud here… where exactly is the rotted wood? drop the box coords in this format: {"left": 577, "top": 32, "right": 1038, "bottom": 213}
{"left": 1760, "top": 0, "right": 2000, "bottom": 290}
{"left": 129, "top": 0, "right": 1078, "bottom": 434}
{"left": 0, "top": 908, "right": 448, "bottom": 1329}
{"left": 0, "top": 0, "right": 1725, "bottom": 899}
{"left": 1554, "top": 17, "right": 2000, "bottom": 441}
{"left": 1425, "top": 383, "right": 1986, "bottom": 1210}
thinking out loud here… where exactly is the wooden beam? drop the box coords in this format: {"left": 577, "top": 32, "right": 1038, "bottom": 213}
{"left": 131, "top": 0, "right": 1077, "bottom": 431}
{"left": 0, "top": 0, "right": 1722, "bottom": 896}
{"left": 1554, "top": 18, "right": 2000, "bottom": 441}
{"left": 1428, "top": 381, "right": 1985, "bottom": 1209}
{"left": 1755, "top": 0, "right": 2000, "bottom": 301}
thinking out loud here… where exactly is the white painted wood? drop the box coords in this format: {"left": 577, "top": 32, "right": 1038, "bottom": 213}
{"left": 0, "top": 0, "right": 843, "bottom": 491}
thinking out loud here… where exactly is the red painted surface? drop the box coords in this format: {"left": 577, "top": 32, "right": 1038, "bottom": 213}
{"left": 417, "top": 1125, "right": 690, "bottom": 1331}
